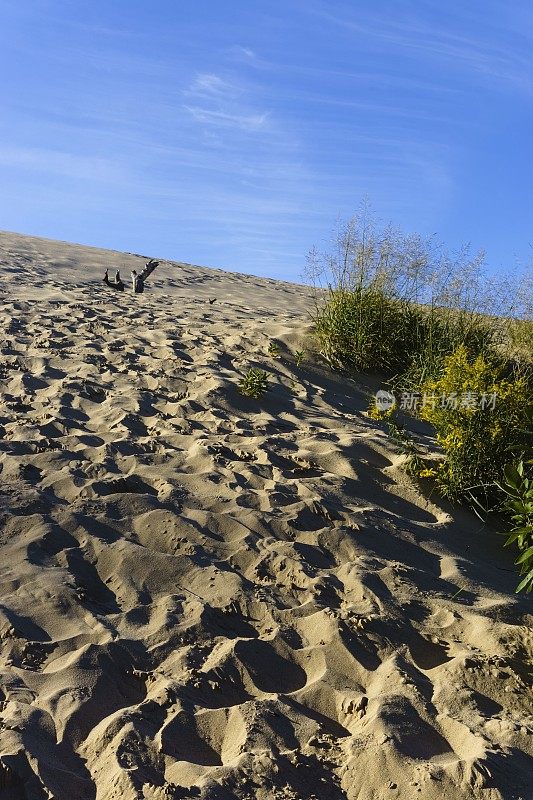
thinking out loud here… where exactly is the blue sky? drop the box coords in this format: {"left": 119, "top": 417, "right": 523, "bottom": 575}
{"left": 0, "top": 0, "right": 531, "bottom": 281}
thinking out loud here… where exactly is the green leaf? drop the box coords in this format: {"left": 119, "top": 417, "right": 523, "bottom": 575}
{"left": 504, "top": 463, "right": 523, "bottom": 490}
{"left": 510, "top": 526, "right": 533, "bottom": 537}
{"left": 515, "top": 546, "right": 533, "bottom": 565}
{"left": 504, "top": 534, "right": 519, "bottom": 546}
{"left": 515, "top": 568, "right": 533, "bottom": 593}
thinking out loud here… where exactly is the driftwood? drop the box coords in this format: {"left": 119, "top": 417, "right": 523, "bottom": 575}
{"left": 103, "top": 261, "right": 160, "bottom": 294}
{"left": 103, "top": 270, "right": 125, "bottom": 292}
{"left": 131, "top": 259, "right": 160, "bottom": 293}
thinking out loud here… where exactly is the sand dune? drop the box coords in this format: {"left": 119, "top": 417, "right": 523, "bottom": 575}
{"left": 0, "top": 231, "right": 531, "bottom": 800}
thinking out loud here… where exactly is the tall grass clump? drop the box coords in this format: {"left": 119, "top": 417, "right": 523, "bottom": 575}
{"left": 307, "top": 204, "right": 528, "bottom": 385}
{"left": 313, "top": 287, "right": 427, "bottom": 373}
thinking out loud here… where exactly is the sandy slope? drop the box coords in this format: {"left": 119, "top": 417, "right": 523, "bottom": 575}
{"left": 0, "top": 231, "right": 531, "bottom": 800}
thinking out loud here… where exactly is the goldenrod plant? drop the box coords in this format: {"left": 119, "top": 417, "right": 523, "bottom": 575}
{"left": 366, "top": 352, "right": 532, "bottom": 590}
{"left": 367, "top": 397, "right": 395, "bottom": 421}
{"left": 418, "top": 345, "right": 531, "bottom": 503}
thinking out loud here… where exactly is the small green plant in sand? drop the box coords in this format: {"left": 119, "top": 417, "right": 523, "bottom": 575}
{"left": 294, "top": 349, "right": 306, "bottom": 367}
{"left": 268, "top": 341, "right": 281, "bottom": 358}
{"left": 239, "top": 368, "right": 269, "bottom": 398}
{"left": 499, "top": 461, "right": 533, "bottom": 593}
{"left": 367, "top": 398, "right": 427, "bottom": 477}
{"left": 386, "top": 418, "right": 427, "bottom": 478}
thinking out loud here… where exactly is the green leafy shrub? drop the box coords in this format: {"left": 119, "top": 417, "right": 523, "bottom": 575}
{"left": 239, "top": 368, "right": 269, "bottom": 398}
{"left": 268, "top": 341, "right": 281, "bottom": 358}
{"left": 418, "top": 345, "right": 531, "bottom": 504}
{"left": 499, "top": 461, "right": 533, "bottom": 593}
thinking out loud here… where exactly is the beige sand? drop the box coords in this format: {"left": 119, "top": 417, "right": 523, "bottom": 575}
{"left": 0, "top": 231, "right": 531, "bottom": 800}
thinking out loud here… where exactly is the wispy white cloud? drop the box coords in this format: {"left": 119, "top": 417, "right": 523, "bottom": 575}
{"left": 183, "top": 69, "right": 270, "bottom": 133}
{"left": 235, "top": 45, "right": 255, "bottom": 59}
{"left": 184, "top": 105, "right": 269, "bottom": 131}
{"left": 185, "top": 72, "right": 238, "bottom": 98}
{"left": 228, "top": 45, "right": 258, "bottom": 63}
{"left": 306, "top": 1, "right": 532, "bottom": 93}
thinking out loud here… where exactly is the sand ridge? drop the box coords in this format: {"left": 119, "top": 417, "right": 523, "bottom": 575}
{"left": 0, "top": 232, "right": 531, "bottom": 800}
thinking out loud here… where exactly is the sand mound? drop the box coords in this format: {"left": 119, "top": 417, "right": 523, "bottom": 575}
{"left": 0, "top": 232, "right": 531, "bottom": 800}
